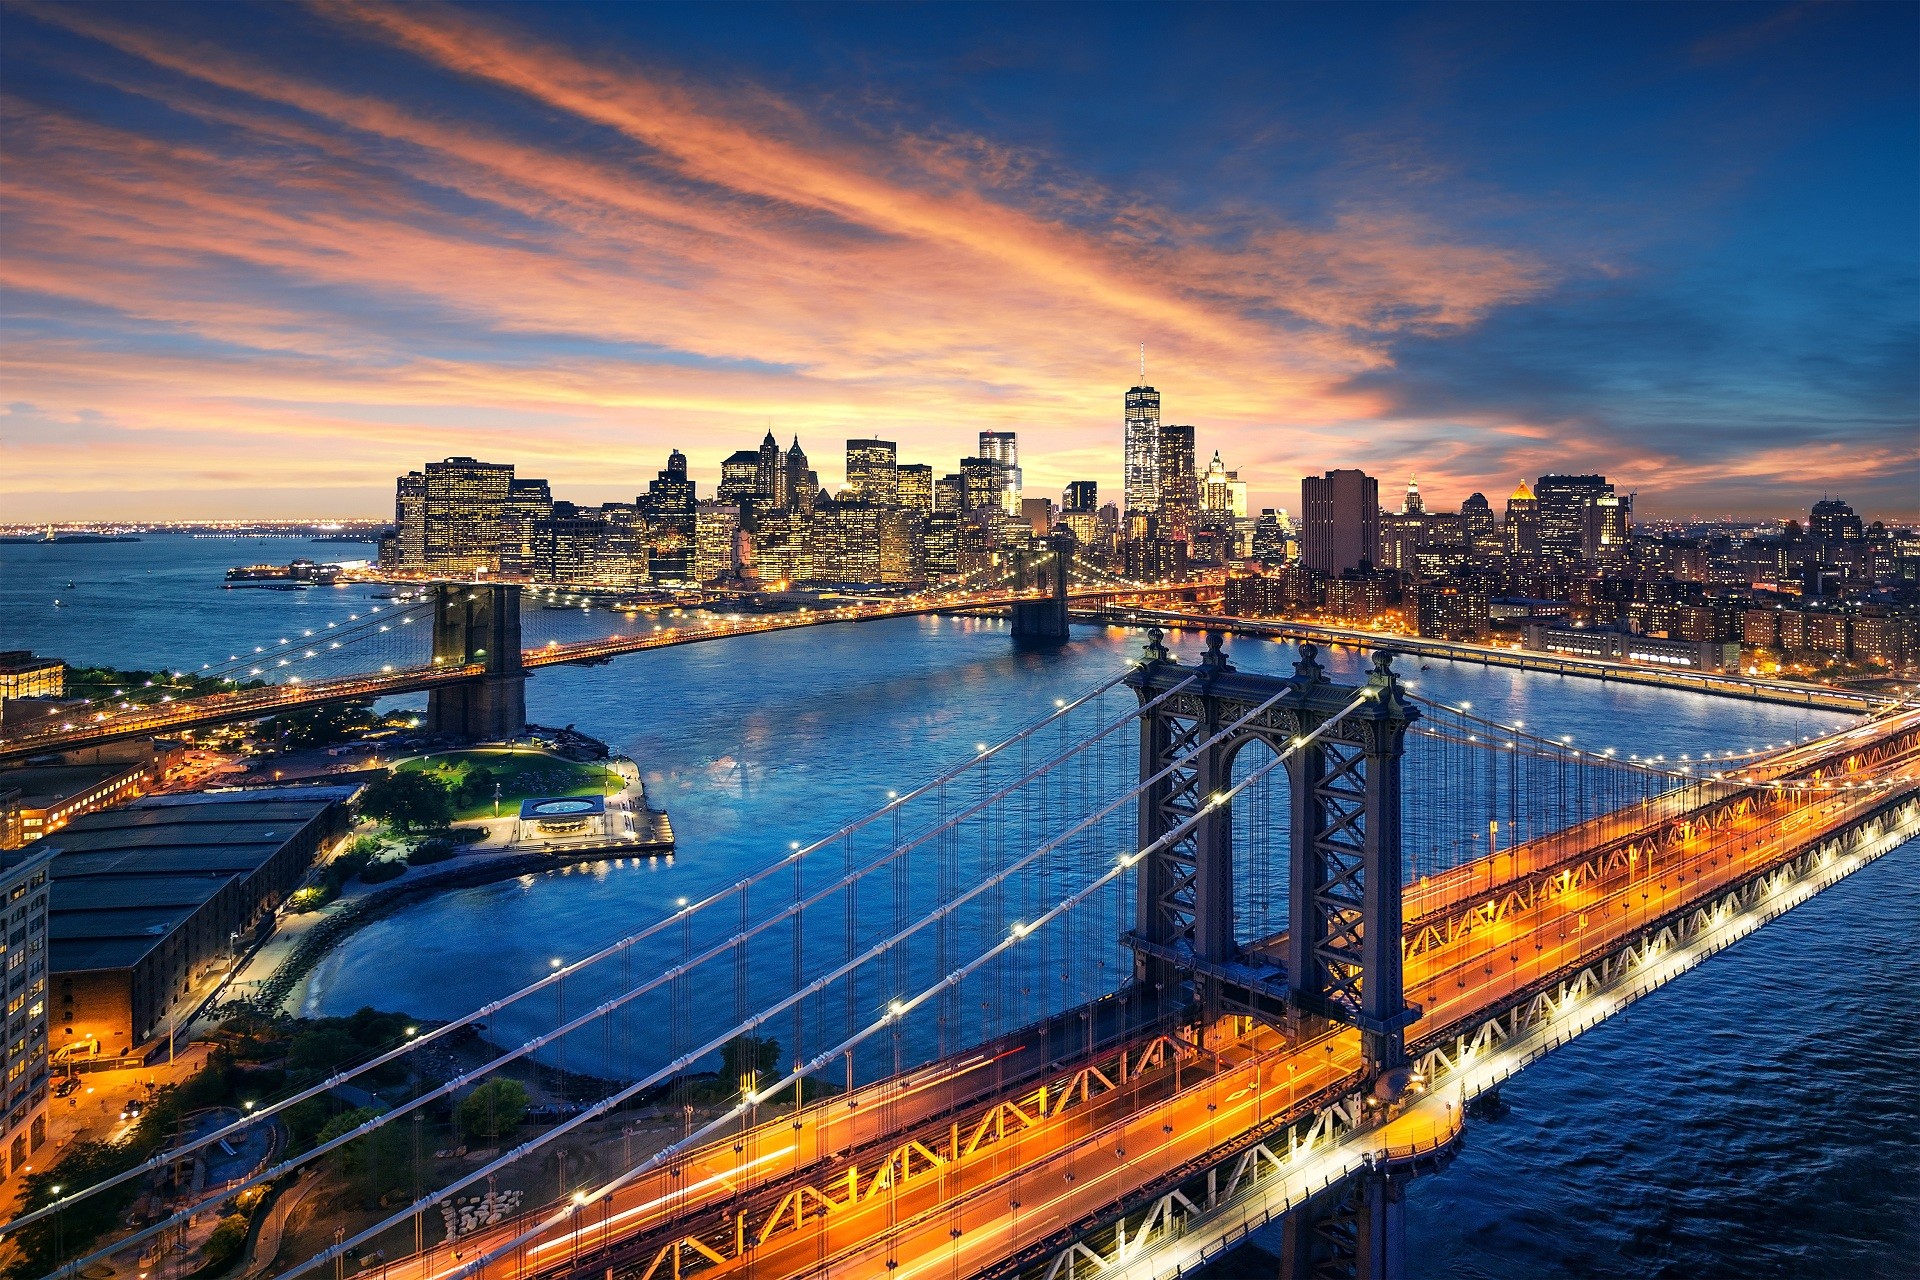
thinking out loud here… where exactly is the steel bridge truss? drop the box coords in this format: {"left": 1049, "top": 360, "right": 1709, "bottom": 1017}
{"left": 1127, "top": 631, "right": 1420, "bottom": 1070}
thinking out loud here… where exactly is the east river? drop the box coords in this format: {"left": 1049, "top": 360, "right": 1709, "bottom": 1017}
{"left": 4, "top": 535, "right": 1915, "bottom": 1278}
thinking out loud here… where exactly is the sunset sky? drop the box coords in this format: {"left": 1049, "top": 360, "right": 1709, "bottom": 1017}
{"left": 2, "top": 1, "right": 1914, "bottom": 522}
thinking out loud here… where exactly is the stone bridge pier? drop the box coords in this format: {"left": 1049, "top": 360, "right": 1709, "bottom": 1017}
{"left": 425, "top": 583, "right": 526, "bottom": 740}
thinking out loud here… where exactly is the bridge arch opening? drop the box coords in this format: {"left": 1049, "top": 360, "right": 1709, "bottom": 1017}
{"left": 1223, "top": 732, "right": 1295, "bottom": 955}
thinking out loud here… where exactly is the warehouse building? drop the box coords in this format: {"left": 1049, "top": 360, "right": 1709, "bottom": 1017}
{"left": 38, "top": 790, "right": 351, "bottom": 1055}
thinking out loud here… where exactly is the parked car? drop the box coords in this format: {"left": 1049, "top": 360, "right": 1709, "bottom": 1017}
{"left": 54, "top": 1076, "right": 81, "bottom": 1098}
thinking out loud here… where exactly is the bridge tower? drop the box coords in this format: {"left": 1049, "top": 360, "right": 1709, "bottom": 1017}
{"left": 1124, "top": 630, "right": 1419, "bottom": 1073}
{"left": 425, "top": 584, "right": 527, "bottom": 741}
{"left": 1009, "top": 538, "right": 1071, "bottom": 642}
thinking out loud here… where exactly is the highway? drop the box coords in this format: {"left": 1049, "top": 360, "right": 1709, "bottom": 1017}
{"left": 1085, "top": 606, "right": 1894, "bottom": 713}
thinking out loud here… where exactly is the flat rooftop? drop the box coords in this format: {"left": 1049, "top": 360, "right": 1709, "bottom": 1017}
{"left": 0, "top": 763, "right": 134, "bottom": 808}
{"left": 39, "top": 791, "right": 342, "bottom": 977}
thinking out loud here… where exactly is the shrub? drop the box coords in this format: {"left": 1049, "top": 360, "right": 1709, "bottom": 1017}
{"left": 407, "top": 837, "right": 455, "bottom": 865}
{"left": 359, "top": 856, "right": 406, "bottom": 884}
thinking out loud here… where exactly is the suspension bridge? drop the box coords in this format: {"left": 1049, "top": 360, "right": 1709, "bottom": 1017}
{"left": 14, "top": 628, "right": 1919, "bottom": 1280}
{"left": 0, "top": 549, "right": 1206, "bottom": 763}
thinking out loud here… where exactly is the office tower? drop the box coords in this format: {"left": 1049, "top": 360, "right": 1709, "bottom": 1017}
{"left": 1583, "top": 493, "right": 1632, "bottom": 563}
{"left": 1299, "top": 469, "right": 1380, "bottom": 575}
{"left": 391, "top": 471, "right": 427, "bottom": 569}
{"left": 878, "top": 509, "right": 923, "bottom": 583}
{"left": 1199, "top": 451, "right": 1247, "bottom": 520}
{"left": 497, "top": 477, "right": 553, "bottom": 576}
{"left": 1157, "top": 425, "right": 1197, "bottom": 541}
{"left": 718, "top": 451, "right": 762, "bottom": 505}
{"left": 808, "top": 498, "right": 883, "bottom": 583}
{"left": 1809, "top": 498, "right": 1863, "bottom": 542}
{"left": 959, "top": 456, "right": 1003, "bottom": 513}
{"left": 1064, "top": 481, "right": 1097, "bottom": 512}
{"left": 645, "top": 450, "right": 697, "bottom": 583}
{"left": 784, "top": 437, "right": 817, "bottom": 513}
{"left": 935, "top": 473, "right": 963, "bottom": 513}
{"left": 1461, "top": 492, "right": 1499, "bottom": 557}
{"left": 896, "top": 463, "right": 935, "bottom": 515}
{"left": 757, "top": 430, "right": 785, "bottom": 508}
{"left": 846, "top": 439, "right": 899, "bottom": 504}
{"left": 978, "top": 431, "right": 1021, "bottom": 513}
{"left": 1504, "top": 480, "right": 1541, "bottom": 559}
{"left": 1059, "top": 508, "right": 1099, "bottom": 546}
{"left": 1252, "top": 510, "right": 1292, "bottom": 564}
{"left": 1534, "top": 474, "right": 1612, "bottom": 565}
{"left": 1020, "top": 497, "right": 1054, "bottom": 538}
{"left": 925, "top": 509, "right": 960, "bottom": 576}
{"left": 694, "top": 503, "right": 741, "bottom": 583}
{"left": 423, "top": 457, "right": 514, "bottom": 575}
{"left": 1124, "top": 382, "right": 1161, "bottom": 514}
{"left": 1402, "top": 476, "right": 1424, "bottom": 515}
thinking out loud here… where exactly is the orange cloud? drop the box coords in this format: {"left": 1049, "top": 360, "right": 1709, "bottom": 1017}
{"left": 3, "top": 1, "right": 1556, "bottom": 519}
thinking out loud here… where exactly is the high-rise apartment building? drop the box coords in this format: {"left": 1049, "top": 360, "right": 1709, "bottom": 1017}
{"left": 423, "top": 457, "right": 514, "bottom": 575}
{"left": 1158, "top": 425, "right": 1198, "bottom": 542}
{"left": 896, "top": 464, "right": 934, "bottom": 515}
{"left": 1124, "top": 384, "right": 1162, "bottom": 514}
{"left": 1063, "top": 481, "right": 1098, "bottom": 512}
{"left": 1534, "top": 474, "right": 1612, "bottom": 565}
{"left": 846, "top": 439, "right": 899, "bottom": 504}
{"left": 978, "top": 432, "right": 1021, "bottom": 514}
{"left": 1299, "top": 469, "right": 1380, "bottom": 575}
{"left": 0, "top": 848, "right": 50, "bottom": 1181}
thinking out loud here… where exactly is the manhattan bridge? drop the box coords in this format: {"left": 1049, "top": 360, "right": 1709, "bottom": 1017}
{"left": 9, "top": 566, "right": 1918, "bottom": 1280}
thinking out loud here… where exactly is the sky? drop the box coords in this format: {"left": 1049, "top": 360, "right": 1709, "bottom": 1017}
{"left": 1, "top": 1, "right": 1915, "bottom": 523}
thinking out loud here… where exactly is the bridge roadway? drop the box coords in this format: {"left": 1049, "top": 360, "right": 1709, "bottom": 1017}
{"left": 1079, "top": 605, "right": 1891, "bottom": 714}
{"left": 369, "top": 708, "right": 1920, "bottom": 1280}
{"left": 0, "top": 584, "right": 1202, "bottom": 764}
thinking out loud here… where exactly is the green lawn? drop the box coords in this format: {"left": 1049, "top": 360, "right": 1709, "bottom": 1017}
{"left": 396, "top": 749, "right": 619, "bottom": 821}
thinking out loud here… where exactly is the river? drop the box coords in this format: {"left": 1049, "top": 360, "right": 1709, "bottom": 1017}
{"left": 3, "top": 534, "right": 1912, "bottom": 1277}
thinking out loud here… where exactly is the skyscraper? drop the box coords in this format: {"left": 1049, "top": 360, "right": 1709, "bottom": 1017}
{"left": 756, "top": 430, "right": 785, "bottom": 508}
{"left": 645, "top": 450, "right": 696, "bottom": 583}
{"left": 1299, "top": 469, "right": 1379, "bottom": 575}
{"left": 959, "top": 456, "right": 1003, "bottom": 513}
{"left": 1157, "top": 425, "right": 1197, "bottom": 542}
{"left": 784, "top": 437, "right": 816, "bottom": 513}
{"left": 845, "top": 438, "right": 899, "bottom": 504}
{"left": 422, "top": 457, "right": 514, "bottom": 575}
{"left": 718, "top": 451, "right": 761, "bottom": 505}
{"left": 1198, "top": 451, "right": 1247, "bottom": 520}
{"left": 1533, "top": 474, "right": 1611, "bottom": 565}
{"left": 978, "top": 431, "right": 1021, "bottom": 513}
{"left": 1504, "top": 480, "right": 1541, "bottom": 559}
{"left": 1063, "top": 480, "right": 1097, "bottom": 512}
{"left": 1123, "top": 382, "right": 1161, "bottom": 514}
{"left": 896, "top": 463, "right": 934, "bottom": 515}
{"left": 391, "top": 470, "right": 427, "bottom": 569}
{"left": 1460, "top": 492, "right": 1498, "bottom": 556}
{"left": 1402, "top": 476, "right": 1424, "bottom": 515}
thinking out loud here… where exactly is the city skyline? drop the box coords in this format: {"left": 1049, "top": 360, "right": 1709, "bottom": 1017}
{"left": 3, "top": 4, "right": 1915, "bottom": 522}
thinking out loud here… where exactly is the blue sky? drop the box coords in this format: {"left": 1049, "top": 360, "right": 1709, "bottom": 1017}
{"left": 1, "top": 1, "right": 1913, "bottom": 520}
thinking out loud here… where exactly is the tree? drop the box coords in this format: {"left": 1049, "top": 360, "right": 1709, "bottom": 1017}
{"left": 358, "top": 772, "right": 453, "bottom": 833}
{"left": 457, "top": 1078, "right": 530, "bottom": 1143}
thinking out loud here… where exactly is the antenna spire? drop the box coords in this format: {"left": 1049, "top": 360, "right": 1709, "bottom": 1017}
{"left": 1139, "top": 342, "right": 1145, "bottom": 382}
